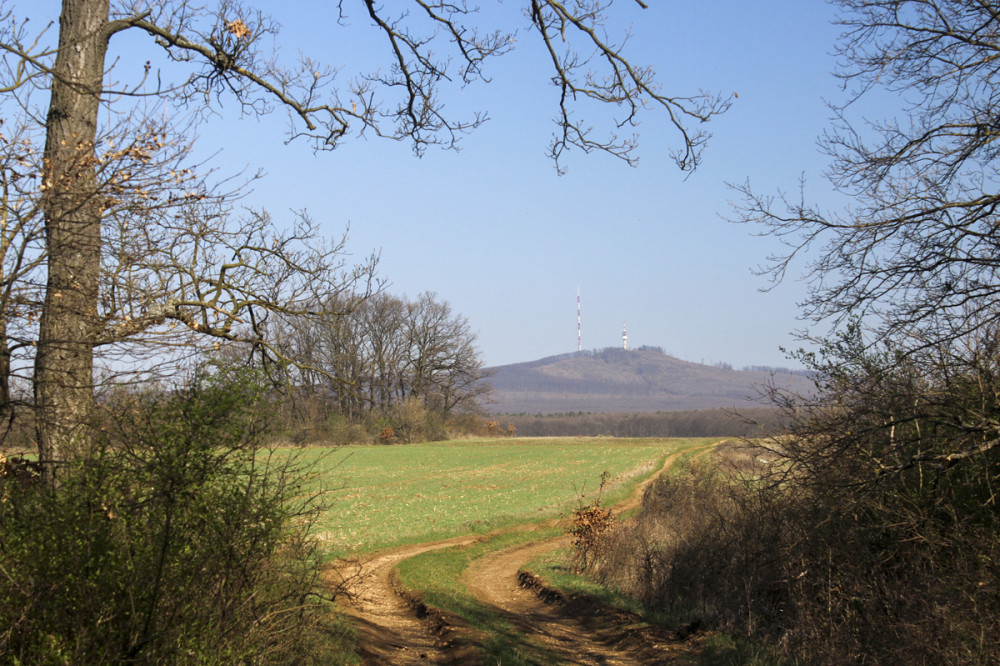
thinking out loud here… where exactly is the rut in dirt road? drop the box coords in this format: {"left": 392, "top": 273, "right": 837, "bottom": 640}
{"left": 329, "top": 536, "right": 481, "bottom": 665}
{"left": 458, "top": 451, "right": 702, "bottom": 664}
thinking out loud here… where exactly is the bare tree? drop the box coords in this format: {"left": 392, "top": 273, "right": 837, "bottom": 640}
{"left": 736, "top": 0, "right": 1000, "bottom": 352}
{"left": 725, "top": 5, "right": 1000, "bottom": 658}
{"left": 1, "top": 0, "right": 729, "bottom": 477}
{"left": 0, "top": 115, "right": 45, "bottom": 442}
{"left": 277, "top": 291, "right": 488, "bottom": 435}
{"left": 358, "top": 292, "right": 408, "bottom": 413}
{"left": 402, "top": 292, "right": 488, "bottom": 417}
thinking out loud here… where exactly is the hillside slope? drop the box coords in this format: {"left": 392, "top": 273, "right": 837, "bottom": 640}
{"left": 485, "top": 348, "right": 812, "bottom": 414}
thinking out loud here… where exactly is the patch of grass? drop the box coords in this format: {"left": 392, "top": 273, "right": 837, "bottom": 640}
{"left": 527, "top": 546, "right": 657, "bottom": 616}
{"left": 297, "top": 437, "right": 715, "bottom": 558}
{"left": 524, "top": 549, "right": 789, "bottom": 666}
{"left": 396, "top": 527, "right": 567, "bottom": 664}
{"left": 692, "top": 634, "right": 790, "bottom": 666}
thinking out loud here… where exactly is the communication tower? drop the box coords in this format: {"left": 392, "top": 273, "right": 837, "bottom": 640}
{"left": 623, "top": 321, "right": 628, "bottom": 351}
{"left": 577, "top": 286, "right": 582, "bottom": 352}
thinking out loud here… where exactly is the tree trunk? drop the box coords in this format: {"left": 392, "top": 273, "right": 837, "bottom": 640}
{"left": 0, "top": 320, "right": 13, "bottom": 436}
{"left": 35, "top": 0, "right": 109, "bottom": 482}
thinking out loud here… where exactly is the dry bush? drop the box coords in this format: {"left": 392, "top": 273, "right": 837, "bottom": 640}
{"left": 576, "top": 329, "right": 1000, "bottom": 665}
{"left": 580, "top": 454, "right": 795, "bottom": 634}
{"left": 569, "top": 487, "right": 615, "bottom": 573}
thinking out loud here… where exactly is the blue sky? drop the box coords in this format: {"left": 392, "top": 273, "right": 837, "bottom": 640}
{"left": 38, "top": 1, "right": 849, "bottom": 368}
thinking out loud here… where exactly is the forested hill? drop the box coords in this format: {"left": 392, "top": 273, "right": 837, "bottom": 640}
{"left": 485, "top": 347, "right": 813, "bottom": 414}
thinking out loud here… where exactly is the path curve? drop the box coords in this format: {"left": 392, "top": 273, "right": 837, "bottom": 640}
{"left": 459, "top": 450, "right": 697, "bottom": 664}
{"left": 332, "top": 442, "right": 721, "bottom": 664}
{"left": 327, "top": 535, "right": 482, "bottom": 665}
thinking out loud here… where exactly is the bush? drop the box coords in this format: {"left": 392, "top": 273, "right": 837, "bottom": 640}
{"left": 568, "top": 471, "right": 615, "bottom": 572}
{"left": 578, "top": 326, "right": 1000, "bottom": 664}
{"left": 387, "top": 396, "right": 447, "bottom": 443}
{"left": 577, "top": 452, "right": 793, "bottom": 636}
{"left": 0, "top": 366, "right": 348, "bottom": 664}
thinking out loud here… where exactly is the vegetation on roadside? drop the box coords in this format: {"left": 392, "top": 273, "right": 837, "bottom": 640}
{"left": 571, "top": 391, "right": 1000, "bottom": 664}
{"left": 526, "top": 548, "right": 781, "bottom": 666}
{"left": 0, "top": 366, "right": 351, "bottom": 664}
{"left": 529, "top": 546, "right": 658, "bottom": 620}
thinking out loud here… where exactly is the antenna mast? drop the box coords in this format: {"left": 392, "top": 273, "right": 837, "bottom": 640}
{"left": 577, "top": 286, "right": 582, "bottom": 352}
{"left": 623, "top": 321, "right": 628, "bottom": 351}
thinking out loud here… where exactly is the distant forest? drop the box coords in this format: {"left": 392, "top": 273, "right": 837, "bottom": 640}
{"left": 566, "top": 346, "right": 813, "bottom": 378}
{"left": 502, "top": 407, "right": 783, "bottom": 438}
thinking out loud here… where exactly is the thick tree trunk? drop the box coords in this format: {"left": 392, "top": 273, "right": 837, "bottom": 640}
{"left": 0, "top": 320, "right": 12, "bottom": 434}
{"left": 35, "top": 0, "right": 110, "bottom": 482}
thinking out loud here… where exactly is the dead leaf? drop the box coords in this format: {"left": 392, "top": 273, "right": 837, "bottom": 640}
{"left": 226, "top": 19, "right": 251, "bottom": 39}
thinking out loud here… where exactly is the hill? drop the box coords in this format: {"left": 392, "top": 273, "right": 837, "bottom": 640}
{"left": 485, "top": 347, "right": 813, "bottom": 414}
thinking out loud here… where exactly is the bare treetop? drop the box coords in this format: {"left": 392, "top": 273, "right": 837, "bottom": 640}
{"left": 9, "top": 0, "right": 729, "bottom": 171}
{"left": 737, "top": 0, "right": 1000, "bottom": 351}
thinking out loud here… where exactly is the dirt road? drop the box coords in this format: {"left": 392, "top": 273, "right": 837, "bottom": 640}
{"left": 329, "top": 534, "right": 482, "bottom": 664}
{"left": 332, "top": 449, "right": 707, "bottom": 664}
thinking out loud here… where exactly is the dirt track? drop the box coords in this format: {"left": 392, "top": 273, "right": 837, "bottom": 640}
{"left": 331, "top": 449, "right": 706, "bottom": 664}
{"left": 328, "top": 534, "right": 482, "bottom": 664}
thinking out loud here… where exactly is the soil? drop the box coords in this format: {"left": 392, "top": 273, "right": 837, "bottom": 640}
{"left": 330, "top": 449, "right": 713, "bottom": 664}
{"left": 326, "top": 535, "right": 484, "bottom": 665}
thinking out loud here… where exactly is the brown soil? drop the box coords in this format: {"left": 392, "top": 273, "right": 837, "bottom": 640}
{"left": 330, "top": 446, "right": 717, "bottom": 664}
{"left": 326, "top": 535, "right": 484, "bottom": 665}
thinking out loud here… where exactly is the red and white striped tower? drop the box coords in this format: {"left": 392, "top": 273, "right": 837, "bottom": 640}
{"left": 577, "top": 286, "right": 582, "bottom": 352}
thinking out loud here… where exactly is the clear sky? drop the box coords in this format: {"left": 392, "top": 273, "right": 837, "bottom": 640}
{"left": 34, "top": 1, "right": 849, "bottom": 368}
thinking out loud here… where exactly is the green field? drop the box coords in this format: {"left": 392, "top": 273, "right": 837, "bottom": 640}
{"left": 295, "top": 437, "right": 716, "bottom": 557}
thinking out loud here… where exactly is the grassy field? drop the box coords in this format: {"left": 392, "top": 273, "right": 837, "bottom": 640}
{"left": 294, "top": 437, "right": 716, "bottom": 558}
{"left": 390, "top": 440, "right": 719, "bottom": 663}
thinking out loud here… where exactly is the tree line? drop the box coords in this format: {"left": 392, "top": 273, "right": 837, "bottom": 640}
{"left": 503, "top": 407, "right": 781, "bottom": 438}
{"left": 274, "top": 291, "right": 490, "bottom": 443}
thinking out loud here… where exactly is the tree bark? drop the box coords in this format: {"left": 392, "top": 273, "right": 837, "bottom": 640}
{"left": 35, "top": 0, "right": 109, "bottom": 482}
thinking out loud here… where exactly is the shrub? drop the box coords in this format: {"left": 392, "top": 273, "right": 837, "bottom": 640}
{"left": 568, "top": 471, "right": 615, "bottom": 572}
{"left": 578, "top": 326, "right": 1000, "bottom": 664}
{"left": 384, "top": 396, "right": 449, "bottom": 443}
{"left": 0, "top": 365, "right": 347, "bottom": 664}
{"left": 577, "top": 453, "right": 792, "bottom": 635}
